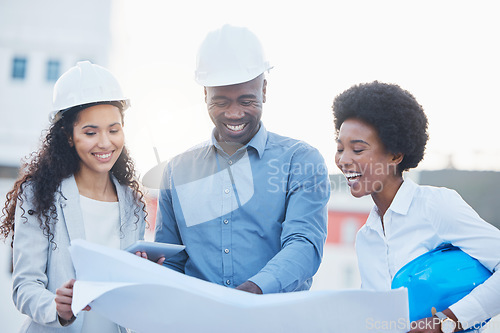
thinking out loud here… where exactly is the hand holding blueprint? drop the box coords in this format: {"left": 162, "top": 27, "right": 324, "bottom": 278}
{"left": 69, "top": 239, "right": 409, "bottom": 332}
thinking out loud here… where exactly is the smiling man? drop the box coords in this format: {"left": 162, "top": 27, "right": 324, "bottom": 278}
{"left": 154, "top": 25, "right": 330, "bottom": 294}
{"left": 205, "top": 73, "right": 265, "bottom": 155}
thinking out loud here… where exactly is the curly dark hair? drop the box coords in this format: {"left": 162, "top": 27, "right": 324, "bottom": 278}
{"left": 0, "top": 102, "right": 147, "bottom": 247}
{"left": 332, "top": 81, "right": 429, "bottom": 173}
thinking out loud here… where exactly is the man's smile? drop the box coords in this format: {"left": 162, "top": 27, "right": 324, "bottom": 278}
{"left": 225, "top": 123, "right": 247, "bottom": 132}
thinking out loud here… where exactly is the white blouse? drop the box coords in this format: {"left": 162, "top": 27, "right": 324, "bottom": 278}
{"left": 356, "top": 178, "right": 500, "bottom": 329}
{"left": 80, "top": 195, "right": 120, "bottom": 249}
{"left": 79, "top": 195, "right": 121, "bottom": 333}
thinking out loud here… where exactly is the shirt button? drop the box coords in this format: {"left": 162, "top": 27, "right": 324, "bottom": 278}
{"left": 223, "top": 219, "right": 229, "bottom": 224}
{"left": 224, "top": 248, "right": 230, "bottom": 254}
{"left": 224, "top": 188, "right": 230, "bottom": 194}
{"left": 228, "top": 160, "right": 233, "bottom": 165}
{"left": 226, "top": 279, "right": 231, "bottom": 285}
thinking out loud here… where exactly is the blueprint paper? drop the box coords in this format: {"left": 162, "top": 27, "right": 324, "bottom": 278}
{"left": 69, "top": 239, "right": 409, "bottom": 333}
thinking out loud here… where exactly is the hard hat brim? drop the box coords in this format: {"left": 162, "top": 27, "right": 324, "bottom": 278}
{"left": 50, "top": 99, "right": 130, "bottom": 123}
{"left": 195, "top": 65, "right": 273, "bottom": 87}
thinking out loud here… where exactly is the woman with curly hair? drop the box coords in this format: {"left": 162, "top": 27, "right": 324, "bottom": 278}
{"left": 332, "top": 81, "right": 500, "bottom": 333}
{"left": 0, "top": 61, "right": 148, "bottom": 332}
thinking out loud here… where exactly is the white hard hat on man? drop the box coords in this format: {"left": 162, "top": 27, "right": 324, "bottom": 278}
{"left": 51, "top": 61, "right": 129, "bottom": 122}
{"left": 142, "top": 24, "right": 271, "bottom": 189}
{"left": 195, "top": 24, "right": 273, "bottom": 87}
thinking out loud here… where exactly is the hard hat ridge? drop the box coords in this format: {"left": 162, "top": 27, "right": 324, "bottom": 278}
{"left": 195, "top": 24, "right": 272, "bottom": 87}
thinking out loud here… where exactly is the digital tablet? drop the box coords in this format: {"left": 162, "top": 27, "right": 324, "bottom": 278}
{"left": 125, "top": 241, "right": 185, "bottom": 262}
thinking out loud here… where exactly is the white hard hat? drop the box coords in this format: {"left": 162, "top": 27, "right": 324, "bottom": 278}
{"left": 195, "top": 24, "right": 272, "bottom": 87}
{"left": 52, "top": 61, "right": 129, "bottom": 116}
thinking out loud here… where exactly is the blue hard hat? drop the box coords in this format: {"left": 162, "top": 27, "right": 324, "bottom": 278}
{"left": 391, "top": 243, "right": 491, "bottom": 326}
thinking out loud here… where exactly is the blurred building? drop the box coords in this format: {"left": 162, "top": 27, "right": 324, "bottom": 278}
{"left": 0, "top": 0, "right": 114, "bottom": 171}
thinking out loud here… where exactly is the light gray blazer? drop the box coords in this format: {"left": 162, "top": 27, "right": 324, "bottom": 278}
{"left": 12, "top": 175, "right": 145, "bottom": 333}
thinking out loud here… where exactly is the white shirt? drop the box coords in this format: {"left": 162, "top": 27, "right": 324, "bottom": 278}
{"left": 79, "top": 195, "right": 121, "bottom": 333}
{"left": 80, "top": 195, "right": 120, "bottom": 249}
{"left": 356, "top": 177, "right": 500, "bottom": 329}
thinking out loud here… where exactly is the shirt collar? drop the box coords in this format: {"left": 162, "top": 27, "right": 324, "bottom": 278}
{"left": 364, "top": 176, "right": 418, "bottom": 231}
{"left": 387, "top": 176, "right": 418, "bottom": 216}
{"left": 206, "top": 122, "right": 267, "bottom": 159}
{"left": 199, "top": 140, "right": 216, "bottom": 159}
{"left": 247, "top": 123, "right": 267, "bottom": 158}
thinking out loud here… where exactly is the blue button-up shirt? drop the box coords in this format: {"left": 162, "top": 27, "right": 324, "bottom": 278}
{"left": 154, "top": 124, "right": 330, "bottom": 293}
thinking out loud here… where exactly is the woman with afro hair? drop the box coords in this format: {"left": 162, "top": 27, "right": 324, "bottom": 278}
{"left": 0, "top": 61, "right": 151, "bottom": 332}
{"left": 333, "top": 81, "right": 500, "bottom": 332}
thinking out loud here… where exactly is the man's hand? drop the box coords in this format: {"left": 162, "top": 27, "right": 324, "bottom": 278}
{"left": 235, "top": 281, "right": 263, "bottom": 294}
{"left": 134, "top": 251, "right": 166, "bottom": 265}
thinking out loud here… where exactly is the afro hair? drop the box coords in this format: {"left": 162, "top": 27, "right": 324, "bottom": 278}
{"left": 332, "top": 81, "right": 428, "bottom": 173}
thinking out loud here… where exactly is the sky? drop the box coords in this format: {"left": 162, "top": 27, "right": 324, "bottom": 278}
{"left": 109, "top": 0, "right": 500, "bottom": 179}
